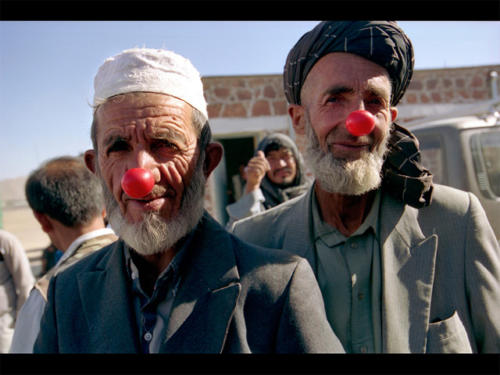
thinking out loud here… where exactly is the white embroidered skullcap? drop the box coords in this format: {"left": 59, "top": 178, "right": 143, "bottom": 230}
{"left": 93, "top": 48, "right": 208, "bottom": 122}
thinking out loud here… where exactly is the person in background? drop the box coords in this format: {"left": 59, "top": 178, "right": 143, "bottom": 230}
{"left": 0, "top": 229, "right": 34, "bottom": 353}
{"left": 229, "top": 162, "right": 247, "bottom": 203}
{"left": 226, "top": 133, "right": 309, "bottom": 227}
{"left": 33, "top": 48, "right": 343, "bottom": 353}
{"left": 40, "top": 243, "right": 62, "bottom": 276}
{"left": 10, "top": 156, "right": 116, "bottom": 353}
{"left": 232, "top": 21, "right": 500, "bottom": 353}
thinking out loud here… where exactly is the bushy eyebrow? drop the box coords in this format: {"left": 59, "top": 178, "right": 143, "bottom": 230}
{"left": 324, "top": 85, "right": 354, "bottom": 97}
{"left": 148, "top": 127, "right": 188, "bottom": 146}
{"left": 365, "top": 84, "right": 391, "bottom": 100}
{"left": 325, "top": 84, "right": 390, "bottom": 101}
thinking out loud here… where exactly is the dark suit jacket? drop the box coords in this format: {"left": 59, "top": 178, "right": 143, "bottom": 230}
{"left": 232, "top": 184, "right": 500, "bottom": 353}
{"left": 34, "top": 213, "right": 343, "bottom": 353}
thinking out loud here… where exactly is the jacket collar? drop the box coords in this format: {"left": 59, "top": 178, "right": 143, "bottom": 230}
{"left": 77, "top": 240, "right": 140, "bottom": 352}
{"left": 281, "top": 186, "right": 316, "bottom": 265}
{"left": 160, "top": 213, "right": 241, "bottom": 352}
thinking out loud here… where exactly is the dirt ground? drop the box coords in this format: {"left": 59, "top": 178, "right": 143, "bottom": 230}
{"left": 2, "top": 205, "right": 49, "bottom": 277}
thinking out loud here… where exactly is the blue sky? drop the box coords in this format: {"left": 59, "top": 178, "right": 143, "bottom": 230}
{"left": 1, "top": 21, "right": 499, "bottom": 181}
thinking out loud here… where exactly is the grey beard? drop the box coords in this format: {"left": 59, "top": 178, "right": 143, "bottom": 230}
{"left": 303, "top": 117, "right": 389, "bottom": 196}
{"left": 100, "top": 161, "right": 206, "bottom": 256}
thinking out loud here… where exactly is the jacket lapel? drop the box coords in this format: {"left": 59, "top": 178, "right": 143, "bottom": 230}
{"left": 379, "top": 193, "right": 438, "bottom": 353}
{"left": 77, "top": 241, "right": 140, "bottom": 353}
{"left": 162, "top": 283, "right": 240, "bottom": 353}
{"left": 282, "top": 187, "right": 317, "bottom": 267}
{"left": 160, "top": 213, "right": 241, "bottom": 353}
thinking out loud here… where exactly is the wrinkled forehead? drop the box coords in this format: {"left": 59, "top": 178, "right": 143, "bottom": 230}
{"left": 301, "top": 52, "right": 392, "bottom": 100}
{"left": 92, "top": 92, "right": 197, "bottom": 148}
{"left": 96, "top": 93, "right": 195, "bottom": 130}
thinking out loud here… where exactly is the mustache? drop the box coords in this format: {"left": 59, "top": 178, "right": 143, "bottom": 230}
{"left": 122, "top": 183, "right": 176, "bottom": 201}
{"left": 143, "top": 184, "right": 172, "bottom": 198}
{"left": 325, "top": 130, "right": 373, "bottom": 146}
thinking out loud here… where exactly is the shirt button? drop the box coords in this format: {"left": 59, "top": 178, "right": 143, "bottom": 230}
{"left": 350, "top": 242, "right": 358, "bottom": 249}
{"left": 351, "top": 274, "right": 357, "bottom": 286}
{"left": 144, "top": 332, "right": 152, "bottom": 341}
{"left": 360, "top": 346, "right": 368, "bottom": 353}
{"left": 358, "top": 292, "right": 364, "bottom": 300}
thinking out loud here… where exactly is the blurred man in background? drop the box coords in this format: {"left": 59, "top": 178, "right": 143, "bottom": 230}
{"left": 10, "top": 156, "right": 116, "bottom": 353}
{"left": 226, "top": 133, "right": 309, "bottom": 226}
{"left": 0, "top": 229, "right": 34, "bottom": 353}
{"left": 40, "top": 243, "right": 63, "bottom": 276}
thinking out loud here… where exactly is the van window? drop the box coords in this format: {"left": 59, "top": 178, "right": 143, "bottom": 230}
{"left": 418, "top": 136, "right": 444, "bottom": 185}
{"left": 470, "top": 129, "right": 500, "bottom": 199}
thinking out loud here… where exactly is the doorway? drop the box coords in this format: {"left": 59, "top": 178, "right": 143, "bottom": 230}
{"left": 210, "top": 135, "right": 257, "bottom": 225}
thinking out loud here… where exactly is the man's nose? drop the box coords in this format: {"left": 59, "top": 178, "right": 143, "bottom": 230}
{"left": 130, "top": 148, "right": 151, "bottom": 168}
{"left": 129, "top": 149, "right": 159, "bottom": 181}
{"left": 350, "top": 99, "right": 367, "bottom": 114}
{"left": 343, "top": 100, "right": 366, "bottom": 125}
{"left": 277, "top": 158, "right": 288, "bottom": 168}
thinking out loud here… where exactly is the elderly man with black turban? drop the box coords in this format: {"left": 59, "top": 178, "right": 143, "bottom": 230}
{"left": 232, "top": 21, "right": 500, "bottom": 353}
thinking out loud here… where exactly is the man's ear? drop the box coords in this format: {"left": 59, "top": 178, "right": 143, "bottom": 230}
{"left": 390, "top": 107, "right": 398, "bottom": 123}
{"left": 33, "top": 211, "right": 53, "bottom": 234}
{"left": 84, "top": 150, "right": 97, "bottom": 174}
{"left": 288, "top": 104, "right": 306, "bottom": 136}
{"left": 203, "top": 142, "right": 223, "bottom": 179}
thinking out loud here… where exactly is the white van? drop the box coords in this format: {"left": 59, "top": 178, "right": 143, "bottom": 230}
{"left": 407, "top": 102, "right": 500, "bottom": 241}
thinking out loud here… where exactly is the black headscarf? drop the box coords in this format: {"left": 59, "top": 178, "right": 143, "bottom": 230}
{"left": 383, "top": 124, "right": 433, "bottom": 208}
{"left": 255, "top": 133, "right": 310, "bottom": 209}
{"left": 283, "top": 21, "right": 432, "bottom": 208}
{"left": 284, "top": 21, "right": 414, "bottom": 106}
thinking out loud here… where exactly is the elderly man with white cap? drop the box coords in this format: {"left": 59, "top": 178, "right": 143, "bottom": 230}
{"left": 33, "top": 48, "right": 343, "bottom": 353}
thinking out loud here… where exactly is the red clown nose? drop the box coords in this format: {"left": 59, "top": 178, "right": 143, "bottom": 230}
{"left": 346, "top": 110, "right": 376, "bottom": 137}
{"left": 121, "top": 168, "right": 155, "bottom": 198}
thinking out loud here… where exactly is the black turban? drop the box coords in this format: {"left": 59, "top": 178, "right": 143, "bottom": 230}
{"left": 284, "top": 21, "right": 414, "bottom": 106}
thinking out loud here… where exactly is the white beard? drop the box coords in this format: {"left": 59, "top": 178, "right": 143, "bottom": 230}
{"left": 303, "top": 115, "right": 389, "bottom": 196}
{"left": 100, "top": 160, "right": 206, "bottom": 256}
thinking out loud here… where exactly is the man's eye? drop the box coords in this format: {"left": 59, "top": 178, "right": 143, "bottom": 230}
{"left": 366, "top": 96, "right": 385, "bottom": 106}
{"left": 152, "top": 139, "right": 179, "bottom": 151}
{"left": 107, "top": 140, "right": 130, "bottom": 154}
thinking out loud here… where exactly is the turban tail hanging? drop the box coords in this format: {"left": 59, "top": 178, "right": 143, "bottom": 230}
{"left": 383, "top": 124, "right": 434, "bottom": 208}
{"left": 283, "top": 21, "right": 433, "bottom": 208}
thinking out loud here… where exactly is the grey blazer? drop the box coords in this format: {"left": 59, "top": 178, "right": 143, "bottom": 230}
{"left": 33, "top": 213, "right": 343, "bottom": 353}
{"left": 232, "top": 184, "right": 500, "bottom": 353}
